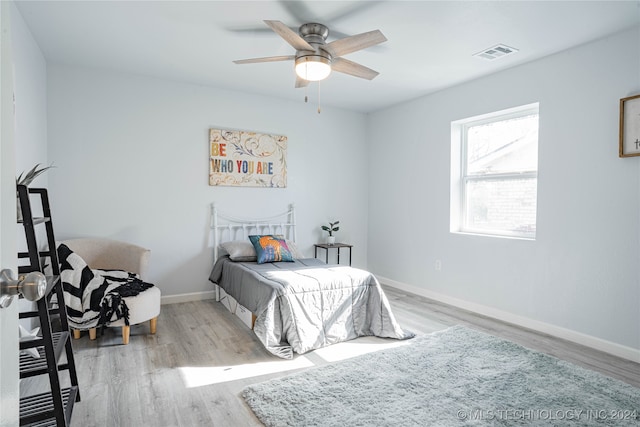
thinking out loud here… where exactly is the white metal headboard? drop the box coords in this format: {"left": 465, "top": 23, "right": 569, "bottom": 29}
{"left": 210, "top": 202, "right": 297, "bottom": 260}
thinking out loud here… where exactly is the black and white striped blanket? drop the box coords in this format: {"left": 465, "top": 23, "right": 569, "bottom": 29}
{"left": 58, "top": 243, "right": 154, "bottom": 332}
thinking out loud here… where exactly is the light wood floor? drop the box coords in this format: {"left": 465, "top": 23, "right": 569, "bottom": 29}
{"left": 23, "top": 286, "right": 640, "bottom": 427}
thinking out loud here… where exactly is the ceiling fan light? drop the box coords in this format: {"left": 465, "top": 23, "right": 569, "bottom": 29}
{"left": 295, "top": 56, "right": 331, "bottom": 81}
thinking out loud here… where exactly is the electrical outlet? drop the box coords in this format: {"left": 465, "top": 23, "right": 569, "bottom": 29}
{"left": 435, "top": 260, "right": 442, "bottom": 271}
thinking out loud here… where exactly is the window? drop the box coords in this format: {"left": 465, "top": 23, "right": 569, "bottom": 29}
{"left": 451, "top": 104, "right": 539, "bottom": 239}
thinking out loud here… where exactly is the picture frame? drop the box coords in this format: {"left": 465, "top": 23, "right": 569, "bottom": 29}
{"left": 619, "top": 94, "right": 640, "bottom": 158}
{"left": 209, "top": 128, "right": 287, "bottom": 188}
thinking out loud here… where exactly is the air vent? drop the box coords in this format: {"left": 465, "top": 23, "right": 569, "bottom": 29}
{"left": 473, "top": 44, "right": 519, "bottom": 61}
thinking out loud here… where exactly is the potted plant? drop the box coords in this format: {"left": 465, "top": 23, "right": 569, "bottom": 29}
{"left": 16, "top": 163, "right": 54, "bottom": 221}
{"left": 321, "top": 221, "right": 340, "bottom": 245}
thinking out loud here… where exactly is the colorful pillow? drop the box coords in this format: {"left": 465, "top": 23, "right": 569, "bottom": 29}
{"left": 269, "top": 235, "right": 303, "bottom": 259}
{"left": 248, "top": 235, "right": 295, "bottom": 264}
{"left": 219, "top": 240, "right": 257, "bottom": 262}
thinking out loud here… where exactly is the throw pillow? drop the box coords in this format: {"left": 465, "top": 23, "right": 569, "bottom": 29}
{"left": 248, "top": 235, "right": 294, "bottom": 264}
{"left": 219, "top": 240, "right": 257, "bottom": 262}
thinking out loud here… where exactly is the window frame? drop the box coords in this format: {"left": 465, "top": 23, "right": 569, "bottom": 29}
{"left": 455, "top": 103, "right": 539, "bottom": 239}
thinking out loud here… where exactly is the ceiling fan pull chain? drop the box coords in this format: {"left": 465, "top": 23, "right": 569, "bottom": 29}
{"left": 305, "top": 85, "right": 308, "bottom": 103}
{"left": 317, "top": 81, "right": 321, "bottom": 114}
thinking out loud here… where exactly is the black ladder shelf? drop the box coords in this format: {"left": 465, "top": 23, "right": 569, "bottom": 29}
{"left": 17, "top": 185, "right": 80, "bottom": 427}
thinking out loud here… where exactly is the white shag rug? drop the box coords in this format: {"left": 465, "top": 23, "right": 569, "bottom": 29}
{"left": 243, "top": 326, "right": 640, "bottom": 426}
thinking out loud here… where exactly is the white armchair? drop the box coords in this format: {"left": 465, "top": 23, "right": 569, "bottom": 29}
{"left": 61, "top": 238, "right": 161, "bottom": 344}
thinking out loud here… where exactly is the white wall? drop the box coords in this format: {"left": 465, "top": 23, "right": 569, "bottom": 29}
{"left": 367, "top": 27, "right": 640, "bottom": 353}
{"left": 10, "top": 2, "right": 47, "bottom": 184}
{"left": 47, "top": 64, "right": 369, "bottom": 299}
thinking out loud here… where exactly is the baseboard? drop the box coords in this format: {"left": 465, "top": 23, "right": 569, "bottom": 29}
{"left": 378, "top": 276, "right": 640, "bottom": 363}
{"left": 161, "top": 290, "right": 216, "bottom": 305}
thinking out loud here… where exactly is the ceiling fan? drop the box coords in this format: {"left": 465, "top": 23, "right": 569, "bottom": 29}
{"left": 233, "top": 20, "right": 387, "bottom": 88}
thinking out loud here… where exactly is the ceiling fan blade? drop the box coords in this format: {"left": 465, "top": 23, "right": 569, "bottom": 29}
{"left": 324, "top": 2, "right": 383, "bottom": 23}
{"left": 233, "top": 55, "right": 295, "bottom": 64}
{"left": 331, "top": 57, "right": 379, "bottom": 80}
{"left": 227, "top": 26, "right": 280, "bottom": 35}
{"left": 264, "top": 20, "right": 314, "bottom": 51}
{"left": 323, "top": 30, "right": 387, "bottom": 57}
{"left": 278, "top": 0, "right": 383, "bottom": 28}
{"left": 279, "top": 1, "right": 315, "bottom": 24}
{"left": 295, "top": 75, "right": 310, "bottom": 88}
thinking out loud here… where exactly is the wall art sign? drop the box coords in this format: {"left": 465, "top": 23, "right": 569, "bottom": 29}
{"left": 619, "top": 94, "right": 640, "bottom": 158}
{"left": 209, "top": 128, "right": 287, "bottom": 187}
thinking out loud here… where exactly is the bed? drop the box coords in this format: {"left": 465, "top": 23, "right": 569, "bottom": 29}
{"left": 208, "top": 203, "right": 414, "bottom": 359}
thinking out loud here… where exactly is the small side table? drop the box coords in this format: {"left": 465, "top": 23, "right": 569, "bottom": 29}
{"left": 314, "top": 243, "right": 353, "bottom": 266}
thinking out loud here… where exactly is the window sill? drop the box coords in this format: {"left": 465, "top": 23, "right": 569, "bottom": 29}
{"left": 451, "top": 230, "right": 536, "bottom": 241}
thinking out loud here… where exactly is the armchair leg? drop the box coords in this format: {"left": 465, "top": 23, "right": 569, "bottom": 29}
{"left": 150, "top": 317, "right": 158, "bottom": 334}
{"left": 122, "top": 325, "right": 130, "bottom": 345}
{"left": 72, "top": 329, "right": 81, "bottom": 339}
{"left": 89, "top": 328, "right": 97, "bottom": 340}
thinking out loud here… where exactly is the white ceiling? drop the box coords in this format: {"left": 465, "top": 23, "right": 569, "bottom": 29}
{"left": 14, "top": 0, "right": 640, "bottom": 113}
